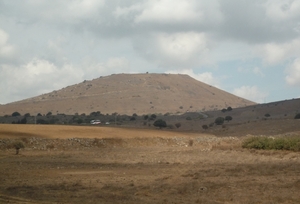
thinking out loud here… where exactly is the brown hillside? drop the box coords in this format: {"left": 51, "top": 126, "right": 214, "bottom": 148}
{"left": 0, "top": 73, "right": 255, "bottom": 116}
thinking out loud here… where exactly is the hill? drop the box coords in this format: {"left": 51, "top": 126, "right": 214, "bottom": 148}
{"left": 0, "top": 73, "right": 255, "bottom": 116}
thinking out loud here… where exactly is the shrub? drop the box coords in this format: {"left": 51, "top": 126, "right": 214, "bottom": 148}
{"left": 12, "top": 112, "right": 21, "bottom": 117}
{"left": 150, "top": 114, "right": 156, "bottom": 120}
{"left": 46, "top": 112, "right": 52, "bottom": 116}
{"left": 215, "top": 117, "right": 225, "bottom": 125}
{"left": 242, "top": 136, "right": 300, "bottom": 151}
{"left": 295, "top": 113, "right": 300, "bottom": 119}
{"left": 175, "top": 123, "right": 181, "bottom": 128}
{"left": 24, "top": 113, "right": 30, "bottom": 117}
{"left": 11, "top": 141, "right": 25, "bottom": 155}
{"left": 225, "top": 116, "right": 233, "bottom": 122}
{"left": 130, "top": 116, "right": 136, "bottom": 121}
{"left": 265, "top": 113, "right": 271, "bottom": 117}
{"left": 144, "top": 115, "right": 149, "bottom": 120}
{"left": 153, "top": 119, "right": 167, "bottom": 129}
{"left": 221, "top": 109, "right": 227, "bottom": 113}
{"left": 227, "top": 107, "right": 233, "bottom": 111}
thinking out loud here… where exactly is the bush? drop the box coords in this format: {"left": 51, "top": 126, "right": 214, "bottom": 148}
{"left": 242, "top": 136, "right": 300, "bottom": 151}
{"left": 153, "top": 119, "right": 167, "bottom": 129}
{"left": 265, "top": 113, "right": 271, "bottom": 117}
{"left": 24, "top": 113, "right": 30, "bottom": 117}
{"left": 221, "top": 109, "right": 227, "bottom": 113}
{"left": 227, "top": 107, "right": 233, "bottom": 111}
{"left": 295, "top": 113, "right": 300, "bottom": 119}
{"left": 175, "top": 123, "right": 181, "bottom": 128}
{"left": 225, "top": 116, "right": 233, "bottom": 122}
{"left": 12, "top": 112, "right": 21, "bottom": 117}
{"left": 11, "top": 141, "right": 25, "bottom": 155}
{"left": 215, "top": 117, "right": 225, "bottom": 125}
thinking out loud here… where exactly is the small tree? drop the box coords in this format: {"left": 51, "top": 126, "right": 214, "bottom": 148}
{"left": 12, "top": 141, "right": 25, "bottom": 155}
{"left": 215, "top": 117, "right": 225, "bottom": 125}
{"left": 265, "top": 113, "right": 271, "bottom": 117}
{"left": 225, "top": 116, "right": 233, "bottom": 122}
{"left": 12, "top": 112, "right": 21, "bottom": 117}
{"left": 150, "top": 114, "right": 157, "bottom": 120}
{"left": 153, "top": 119, "right": 167, "bottom": 129}
{"left": 227, "top": 107, "right": 233, "bottom": 111}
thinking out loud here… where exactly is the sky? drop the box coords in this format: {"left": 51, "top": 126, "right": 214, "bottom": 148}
{"left": 0, "top": 0, "right": 300, "bottom": 104}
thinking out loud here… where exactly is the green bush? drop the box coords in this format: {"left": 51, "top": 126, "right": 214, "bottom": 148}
{"left": 215, "top": 117, "right": 225, "bottom": 125}
{"left": 242, "top": 136, "right": 300, "bottom": 151}
{"left": 153, "top": 119, "right": 167, "bottom": 129}
{"left": 12, "top": 112, "right": 21, "bottom": 117}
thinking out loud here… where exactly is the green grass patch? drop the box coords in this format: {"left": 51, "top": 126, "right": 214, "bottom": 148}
{"left": 242, "top": 136, "right": 300, "bottom": 151}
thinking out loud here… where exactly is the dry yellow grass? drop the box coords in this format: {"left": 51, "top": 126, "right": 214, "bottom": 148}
{"left": 0, "top": 124, "right": 211, "bottom": 139}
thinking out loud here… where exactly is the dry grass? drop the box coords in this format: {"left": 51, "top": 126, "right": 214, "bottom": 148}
{"left": 0, "top": 124, "right": 300, "bottom": 203}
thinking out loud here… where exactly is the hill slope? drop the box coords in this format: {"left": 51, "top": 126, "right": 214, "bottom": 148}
{"left": 0, "top": 73, "right": 255, "bottom": 116}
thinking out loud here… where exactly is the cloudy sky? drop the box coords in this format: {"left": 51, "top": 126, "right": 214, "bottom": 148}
{"left": 1, "top": 0, "right": 300, "bottom": 104}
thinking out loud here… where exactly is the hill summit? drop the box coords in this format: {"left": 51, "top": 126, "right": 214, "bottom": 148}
{"left": 0, "top": 73, "right": 255, "bottom": 116}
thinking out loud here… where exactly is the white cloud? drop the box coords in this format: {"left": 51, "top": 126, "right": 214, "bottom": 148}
{"left": 135, "top": 0, "right": 201, "bottom": 24}
{"left": 233, "top": 86, "right": 268, "bottom": 103}
{"left": 135, "top": 32, "right": 213, "bottom": 68}
{"left": 285, "top": 58, "right": 300, "bottom": 86}
{"left": 0, "top": 29, "right": 15, "bottom": 59}
{"left": 165, "top": 69, "right": 219, "bottom": 87}
{"left": 253, "top": 67, "right": 264, "bottom": 77}
{"left": 265, "top": 0, "right": 300, "bottom": 21}
{"left": 257, "top": 38, "right": 300, "bottom": 64}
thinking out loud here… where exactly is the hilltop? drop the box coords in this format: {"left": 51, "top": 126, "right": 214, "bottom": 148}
{"left": 0, "top": 73, "right": 255, "bottom": 116}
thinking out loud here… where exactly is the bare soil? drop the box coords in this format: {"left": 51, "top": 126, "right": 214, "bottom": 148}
{"left": 0, "top": 124, "right": 300, "bottom": 204}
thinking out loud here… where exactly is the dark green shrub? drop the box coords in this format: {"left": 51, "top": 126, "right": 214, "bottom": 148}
{"left": 24, "top": 113, "right": 30, "bottom": 117}
{"left": 215, "top": 117, "right": 225, "bottom": 125}
{"left": 295, "top": 113, "right": 300, "bottom": 119}
{"left": 153, "top": 119, "right": 167, "bottom": 129}
{"left": 227, "top": 107, "right": 233, "bottom": 111}
{"left": 221, "top": 109, "right": 227, "bottom": 113}
{"left": 225, "top": 116, "right": 233, "bottom": 122}
{"left": 12, "top": 112, "right": 21, "bottom": 117}
{"left": 265, "top": 113, "right": 271, "bottom": 117}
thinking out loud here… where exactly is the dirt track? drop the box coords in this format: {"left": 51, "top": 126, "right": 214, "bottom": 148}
{"left": 1, "top": 125, "right": 300, "bottom": 203}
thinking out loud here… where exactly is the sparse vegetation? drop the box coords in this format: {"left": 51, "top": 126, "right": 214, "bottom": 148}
{"left": 11, "top": 141, "right": 25, "bottom": 155}
{"left": 242, "top": 136, "right": 300, "bottom": 151}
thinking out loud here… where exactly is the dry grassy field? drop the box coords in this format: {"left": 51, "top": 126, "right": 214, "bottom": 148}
{"left": 1, "top": 124, "right": 300, "bottom": 203}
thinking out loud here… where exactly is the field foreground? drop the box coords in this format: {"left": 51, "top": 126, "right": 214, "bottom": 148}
{"left": 0, "top": 124, "right": 300, "bottom": 203}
